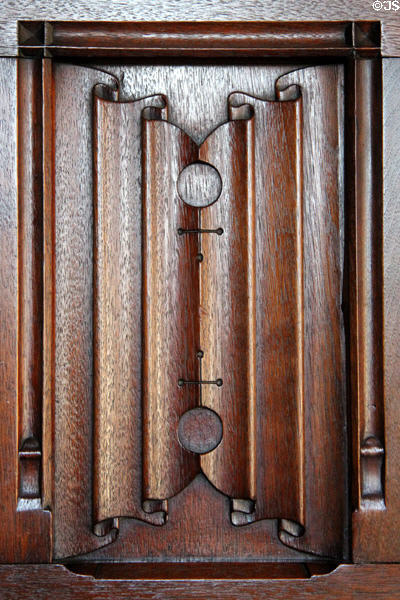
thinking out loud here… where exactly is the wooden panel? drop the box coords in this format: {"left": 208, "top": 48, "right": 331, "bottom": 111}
{"left": 17, "top": 21, "right": 379, "bottom": 58}
{"left": 54, "top": 62, "right": 321, "bottom": 562}
{"left": 142, "top": 116, "right": 200, "bottom": 501}
{"left": 1, "top": 564, "right": 400, "bottom": 598}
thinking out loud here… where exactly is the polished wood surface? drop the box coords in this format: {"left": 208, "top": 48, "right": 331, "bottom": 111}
{"left": 1, "top": 564, "right": 400, "bottom": 599}
{"left": 0, "top": 9, "right": 400, "bottom": 598}
{"left": 0, "top": 3, "right": 400, "bottom": 56}
{"left": 17, "top": 21, "right": 380, "bottom": 58}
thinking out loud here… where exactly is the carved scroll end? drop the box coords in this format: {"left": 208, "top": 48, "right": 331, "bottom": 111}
{"left": 18, "top": 437, "right": 42, "bottom": 510}
{"left": 275, "top": 71, "right": 302, "bottom": 101}
{"left": 227, "top": 98, "right": 255, "bottom": 122}
{"left": 142, "top": 500, "right": 168, "bottom": 526}
{"left": 231, "top": 499, "right": 256, "bottom": 526}
{"left": 279, "top": 518, "right": 305, "bottom": 539}
{"left": 360, "top": 435, "right": 385, "bottom": 510}
{"left": 93, "top": 73, "right": 120, "bottom": 101}
{"left": 93, "top": 517, "right": 120, "bottom": 539}
{"left": 275, "top": 83, "right": 301, "bottom": 102}
{"left": 142, "top": 95, "right": 168, "bottom": 122}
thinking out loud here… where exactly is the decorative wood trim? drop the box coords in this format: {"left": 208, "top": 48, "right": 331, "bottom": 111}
{"left": 0, "top": 564, "right": 400, "bottom": 599}
{"left": 17, "top": 21, "right": 381, "bottom": 58}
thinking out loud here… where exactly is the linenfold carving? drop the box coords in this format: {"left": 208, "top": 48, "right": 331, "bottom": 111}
{"left": 93, "top": 81, "right": 308, "bottom": 538}
{"left": 50, "top": 64, "right": 351, "bottom": 561}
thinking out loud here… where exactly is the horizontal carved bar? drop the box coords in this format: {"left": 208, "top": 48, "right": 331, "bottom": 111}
{"left": 17, "top": 21, "right": 380, "bottom": 57}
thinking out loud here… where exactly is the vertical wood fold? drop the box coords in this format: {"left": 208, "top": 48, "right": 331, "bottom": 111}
{"left": 93, "top": 94, "right": 168, "bottom": 529}
{"left": 199, "top": 118, "right": 256, "bottom": 503}
{"left": 53, "top": 64, "right": 125, "bottom": 559}
{"left": 42, "top": 57, "right": 55, "bottom": 514}
{"left": 275, "top": 66, "right": 346, "bottom": 559}
{"left": 142, "top": 118, "right": 200, "bottom": 502}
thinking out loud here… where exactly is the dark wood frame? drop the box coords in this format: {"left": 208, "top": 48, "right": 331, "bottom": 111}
{"left": 0, "top": 16, "right": 399, "bottom": 598}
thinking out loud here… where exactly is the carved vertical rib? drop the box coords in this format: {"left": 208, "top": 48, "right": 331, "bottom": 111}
{"left": 42, "top": 57, "right": 55, "bottom": 512}
{"left": 199, "top": 117, "right": 256, "bottom": 504}
{"left": 222, "top": 93, "right": 304, "bottom": 528}
{"left": 142, "top": 118, "right": 200, "bottom": 502}
{"left": 354, "top": 59, "right": 385, "bottom": 510}
{"left": 17, "top": 59, "right": 43, "bottom": 505}
{"left": 275, "top": 66, "right": 346, "bottom": 559}
{"left": 93, "top": 93, "right": 167, "bottom": 532}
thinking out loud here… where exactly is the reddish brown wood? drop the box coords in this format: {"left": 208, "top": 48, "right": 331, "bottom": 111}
{"left": 1, "top": 564, "right": 400, "bottom": 598}
{"left": 351, "top": 58, "right": 400, "bottom": 563}
{"left": 274, "top": 65, "right": 347, "bottom": 559}
{"left": 199, "top": 117, "right": 256, "bottom": 503}
{"left": 93, "top": 92, "right": 168, "bottom": 535}
{"left": 17, "top": 21, "right": 380, "bottom": 58}
{"left": 51, "top": 64, "right": 119, "bottom": 559}
{"left": 142, "top": 116, "right": 200, "bottom": 502}
{"left": 41, "top": 57, "right": 54, "bottom": 515}
{"left": 0, "top": 14, "right": 399, "bottom": 596}
{"left": 0, "top": 57, "right": 51, "bottom": 564}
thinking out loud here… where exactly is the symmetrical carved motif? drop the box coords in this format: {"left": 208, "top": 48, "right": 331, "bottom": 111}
{"left": 49, "top": 63, "right": 350, "bottom": 561}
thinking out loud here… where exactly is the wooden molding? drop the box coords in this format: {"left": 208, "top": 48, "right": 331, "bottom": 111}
{"left": 1, "top": 564, "right": 400, "bottom": 598}
{"left": 17, "top": 21, "right": 381, "bottom": 57}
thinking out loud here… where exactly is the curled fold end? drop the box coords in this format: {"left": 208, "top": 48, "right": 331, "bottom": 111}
{"left": 230, "top": 499, "right": 256, "bottom": 526}
{"left": 141, "top": 95, "right": 168, "bottom": 121}
{"left": 93, "top": 506, "right": 167, "bottom": 539}
{"left": 93, "top": 74, "right": 120, "bottom": 102}
{"left": 275, "top": 82, "right": 302, "bottom": 102}
{"left": 278, "top": 518, "right": 305, "bottom": 546}
{"left": 93, "top": 517, "right": 119, "bottom": 539}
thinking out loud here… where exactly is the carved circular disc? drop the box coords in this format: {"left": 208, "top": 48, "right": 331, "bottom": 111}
{"left": 177, "top": 162, "right": 222, "bottom": 208}
{"left": 178, "top": 408, "right": 223, "bottom": 454}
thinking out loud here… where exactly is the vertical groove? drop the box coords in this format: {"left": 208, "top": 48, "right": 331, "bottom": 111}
{"left": 42, "top": 57, "right": 55, "bottom": 511}
{"left": 17, "top": 59, "right": 43, "bottom": 505}
{"left": 295, "top": 97, "right": 305, "bottom": 525}
{"left": 246, "top": 116, "right": 257, "bottom": 500}
{"left": 354, "top": 59, "right": 384, "bottom": 509}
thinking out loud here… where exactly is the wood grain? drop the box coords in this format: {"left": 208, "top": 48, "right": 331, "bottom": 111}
{"left": 52, "top": 64, "right": 121, "bottom": 559}
{"left": 142, "top": 117, "right": 200, "bottom": 502}
{"left": 352, "top": 58, "right": 400, "bottom": 562}
{"left": 200, "top": 118, "right": 256, "bottom": 503}
{"left": 1, "top": 563, "right": 400, "bottom": 599}
{"left": 93, "top": 92, "right": 170, "bottom": 531}
{"left": 54, "top": 62, "right": 316, "bottom": 561}
{"left": 17, "top": 21, "right": 379, "bottom": 58}
{"left": 275, "top": 66, "right": 346, "bottom": 559}
{"left": 17, "top": 59, "right": 43, "bottom": 504}
{"left": 0, "top": 57, "right": 51, "bottom": 563}
{"left": 1, "top": 4, "right": 400, "bottom": 56}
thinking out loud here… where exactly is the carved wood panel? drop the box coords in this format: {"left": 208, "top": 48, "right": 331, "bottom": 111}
{"left": 1, "top": 12, "right": 400, "bottom": 598}
{"left": 35, "top": 61, "right": 348, "bottom": 562}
